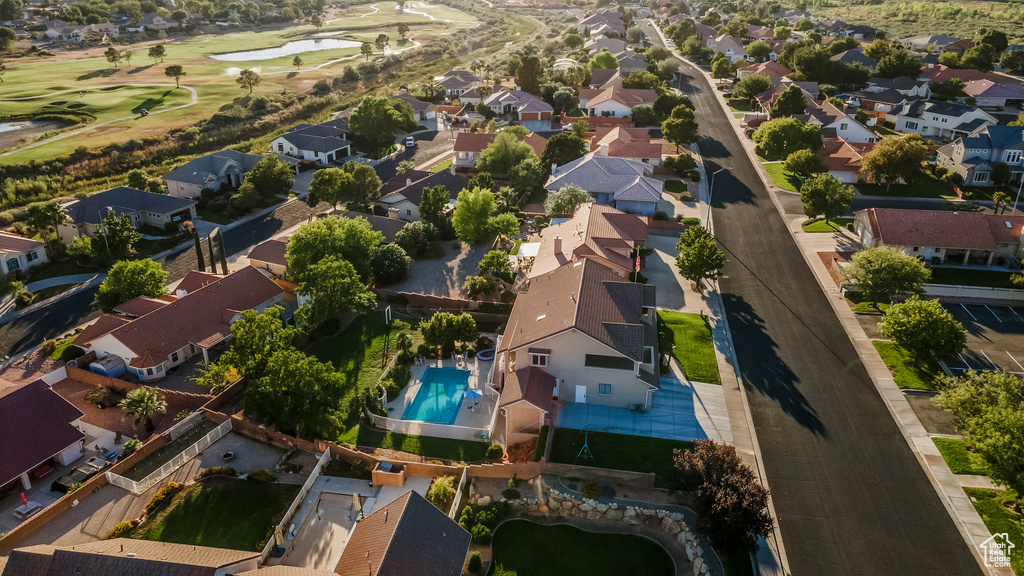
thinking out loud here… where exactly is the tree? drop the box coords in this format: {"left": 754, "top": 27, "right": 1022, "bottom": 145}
{"left": 25, "top": 200, "right": 66, "bottom": 257}
{"left": 374, "top": 33, "right": 389, "bottom": 53}
{"left": 452, "top": 188, "right": 497, "bottom": 244}
{"left": 590, "top": 49, "right": 619, "bottom": 70}
{"left": 800, "top": 174, "right": 853, "bottom": 225}
{"left": 785, "top": 149, "right": 826, "bottom": 179}
{"left": 104, "top": 46, "right": 121, "bottom": 67}
{"left": 551, "top": 88, "right": 575, "bottom": 115}
{"left": 305, "top": 167, "right": 346, "bottom": 209}
{"left": 540, "top": 133, "right": 587, "bottom": 171}
{"left": 933, "top": 371, "right": 1024, "bottom": 510}
{"left": 220, "top": 306, "right": 298, "bottom": 381}
{"left": 879, "top": 296, "right": 966, "bottom": 365}
{"left": 370, "top": 243, "right": 411, "bottom": 284}
{"left": 1011, "top": 112, "right": 1024, "bottom": 127}
{"left": 994, "top": 191, "right": 1011, "bottom": 214}
{"left": 236, "top": 68, "right": 261, "bottom": 94}
{"left": 626, "top": 26, "right": 644, "bottom": 44}
{"left": 0, "top": 25, "right": 14, "bottom": 53}
{"left": 961, "top": 44, "right": 997, "bottom": 72}
{"left": 171, "top": 9, "right": 187, "bottom": 24}
{"left": 654, "top": 94, "right": 693, "bottom": 117}
{"left": 216, "top": 230, "right": 228, "bottom": 275}
{"left": 349, "top": 95, "right": 417, "bottom": 149}
{"left": 977, "top": 29, "right": 1008, "bottom": 55}
{"left": 490, "top": 212, "right": 520, "bottom": 241}
{"left": 244, "top": 155, "right": 294, "bottom": 198}
{"left": 95, "top": 212, "right": 141, "bottom": 261}
{"left": 676, "top": 225, "right": 724, "bottom": 292}
{"left": 844, "top": 247, "right": 930, "bottom": 307}
{"left": 95, "top": 259, "right": 167, "bottom": 312}
{"left": 515, "top": 55, "right": 543, "bottom": 94}
{"left": 296, "top": 256, "right": 375, "bottom": 326}
{"left": 752, "top": 118, "right": 823, "bottom": 161}
{"left": 419, "top": 185, "right": 451, "bottom": 229}
{"left": 126, "top": 169, "right": 147, "bottom": 190}
{"left": 661, "top": 105, "right": 700, "bottom": 153}
{"left": 292, "top": 55, "right": 303, "bottom": 70}
{"left": 287, "top": 216, "right": 383, "bottom": 281}
{"left": 67, "top": 235, "right": 92, "bottom": 262}
{"left": 875, "top": 49, "right": 922, "bottom": 79}
{"left": 420, "top": 312, "right": 478, "bottom": 353}
{"left": 120, "top": 387, "right": 166, "bottom": 432}
{"left": 245, "top": 346, "right": 346, "bottom": 438}
{"left": 0, "top": 58, "right": 5, "bottom": 83}
{"left": 397, "top": 22, "right": 409, "bottom": 39}
{"left": 311, "top": 13, "right": 324, "bottom": 31}
{"left": 479, "top": 250, "right": 511, "bottom": 276}
{"left": 747, "top": 40, "right": 772, "bottom": 62}
{"left": 860, "top": 133, "right": 929, "bottom": 191}
{"left": 622, "top": 71, "right": 661, "bottom": 91}
{"left": 148, "top": 44, "right": 166, "bottom": 64}
{"left": 477, "top": 131, "right": 539, "bottom": 175}
{"left": 563, "top": 33, "right": 584, "bottom": 50}
{"left": 394, "top": 220, "right": 438, "bottom": 257}
{"left": 122, "top": 49, "right": 133, "bottom": 66}
{"left": 774, "top": 26, "right": 791, "bottom": 41}
{"left": 184, "top": 221, "right": 205, "bottom": 272}
{"left": 339, "top": 161, "right": 381, "bottom": 206}
{"left": 361, "top": 42, "right": 373, "bottom": 61}
{"left": 999, "top": 50, "right": 1024, "bottom": 75}
{"left": 795, "top": 18, "right": 813, "bottom": 31}
{"left": 164, "top": 64, "right": 185, "bottom": 88}
{"left": 571, "top": 120, "right": 589, "bottom": 139}
{"left": 992, "top": 162, "right": 1011, "bottom": 187}
{"left": 545, "top": 184, "right": 590, "bottom": 217}
{"left": 711, "top": 57, "right": 732, "bottom": 79}
{"left": 769, "top": 85, "right": 806, "bottom": 118}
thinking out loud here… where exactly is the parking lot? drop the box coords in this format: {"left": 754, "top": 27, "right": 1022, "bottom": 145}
{"left": 942, "top": 303, "right": 1024, "bottom": 375}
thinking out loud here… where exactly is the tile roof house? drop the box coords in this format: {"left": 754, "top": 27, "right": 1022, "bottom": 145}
{"left": 271, "top": 119, "right": 352, "bottom": 165}
{"left": 546, "top": 152, "right": 663, "bottom": 216}
{"left": 0, "top": 233, "right": 47, "bottom": 275}
{"left": 745, "top": 25, "right": 775, "bottom": 42}
{"left": 578, "top": 86, "right": 657, "bottom": 118}
{"left": 736, "top": 60, "right": 791, "bottom": 79}
{"left": 161, "top": 149, "right": 268, "bottom": 199}
{"left": 496, "top": 258, "right": 659, "bottom": 422}
{"left": 392, "top": 90, "right": 437, "bottom": 121}
{"left": 527, "top": 202, "right": 648, "bottom": 279}
{"left": 73, "top": 266, "right": 285, "bottom": 381}
{"left": 0, "top": 379, "right": 84, "bottom": 491}
{"left": 333, "top": 491, "right": 470, "bottom": 576}
{"left": 920, "top": 63, "right": 1005, "bottom": 84}
{"left": 818, "top": 138, "right": 874, "bottom": 183}
{"left": 705, "top": 35, "right": 747, "bottom": 63}
{"left": 452, "top": 132, "right": 547, "bottom": 168}
{"left": 57, "top": 187, "right": 197, "bottom": 246}
{"left": 886, "top": 100, "right": 997, "bottom": 141}
{"left": 936, "top": 125, "right": 1024, "bottom": 186}
{"left": 853, "top": 208, "right": 1024, "bottom": 266}
{"left": 830, "top": 48, "right": 876, "bottom": 71}
{"left": 375, "top": 169, "right": 469, "bottom": 221}
{"left": 433, "top": 70, "right": 481, "bottom": 99}
{"left": 589, "top": 126, "right": 663, "bottom": 165}
{"left": 962, "top": 79, "right": 1024, "bottom": 108}
{"left": 794, "top": 102, "right": 878, "bottom": 143}
{"left": 481, "top": 91, "right": 554, "bottom": 130}
{"left": 246, "top": 236, "right": 289, "bottom": 278}
{"left": 1, "top": 539, "right": 260, "bottom": 576}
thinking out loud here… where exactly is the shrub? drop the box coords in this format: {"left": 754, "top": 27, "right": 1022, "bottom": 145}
{"left": 427, "top": 475, "right": 456, "bottom": 508}
{"left": 106, "top": 520, "right": 136, "bottom": 539}
{"left": 468, "top": 551, "right": 483, "bottom": 573}
{"left": 386, "top": 365, "right": 412, "bottom": 387}
{"left": 486, "top": 443, "right": 504, "bottom": 460}
{"left": 247, "top": 469, "right": 277, "bottom": 482}
{"left": 146, "top": 481, "right": 180, "bottom": 512}
{"left": 499, "top": 289, "right": 516, "bottom": 303}
{"left": 501, "top": 488, "right": 521, "bottom": 499}
{"left": 121, "top": 438, "right": 142, "bottom": 458}
{"left": 653, "top": 210, "right": 669, "bottom": 221}
{"left": 508, "top": 473, "right": 522, "bottom": 488}
{"left": 470, "top": 522, "right": 492, "bottom": 544}
{"left": 202, "top": 466, "right": 237, "bottom": 478}
{"left": 476, "top": 335, "right": 494, "bottom": 349}
{"left": 38, "top": 339, "right": 57, "bottom": 357}
{"left": 464, "top": 275, "right": 497, "bottom": 298}
{"left": 581, "top": 481, "right": 603, "bottom": 499}
{"left": 351, "top": 459, "right": 366, "bottom": 476}
{"left": 680, "top": 217, "right": 701, "bottom": 225}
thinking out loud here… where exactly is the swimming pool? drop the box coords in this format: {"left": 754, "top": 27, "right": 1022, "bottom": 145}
{"left": 403, "top": 367, "right": 470, "bottom": 424}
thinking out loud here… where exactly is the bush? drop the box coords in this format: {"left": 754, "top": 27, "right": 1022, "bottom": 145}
{"left": 146, "top": 481, "right": 180, "bottom": 512}
{"left": 121, "top": 437, "right": 142, "bottom": 458}
{"left": 247, "top": 469, "right": 277, "bottom": 482}
{"left": 581, "top": 481, "right": 603, "bottom": 499}
{"left": 427, "top": 475, "right": 456, "bottom": 508}
{"left": 38, "top": 339, "right": 57, "bottom": 357}
{"left": 653, "top": 210, "right": 669, "bottom": 221}
{"left": 468, "top": 551, "right": 483, "bottom": 573}
{"left": 202, "top": 466, "right": 237, "bottom": 478}
{"left": 499, "top": 289, "right": 516, "bottom": 304}
{"left": 487, "top": 443, "right": 504, "bottom": 460}
{"left": 476, "top": 335, "right": 494, "bottom": 349}
{"left": 847, "top": 223, "right": 854, "bottom": 231}
{"left": 470, "top": 523, "right": 492, "bottom": 544}
{"left": 106, "top": 520, "right": 136, "bottom": 539}
{"left": 464, "top": 275, "right": 497, "bottom": 298}
{"left": 680, "top": 217, "right": 701, "bottom": 225}
{"left": 351, "top": 459, "right": 366, "bottom": 476}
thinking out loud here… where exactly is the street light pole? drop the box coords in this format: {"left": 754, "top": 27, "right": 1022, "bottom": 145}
{"left": 707, "top": 166, "right": 732, "bottom": 224}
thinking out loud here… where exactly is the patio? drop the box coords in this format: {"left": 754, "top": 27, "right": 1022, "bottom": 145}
{"left": 383, "top": 357, "right": 496, "bottom": 431}
{"left": 556, "top": 377, "right": 731, "bottom": 443}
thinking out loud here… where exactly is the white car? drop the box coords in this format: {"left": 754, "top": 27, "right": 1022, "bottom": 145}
{"left": 405, "top": 136, "right": 416, "bottom": 147}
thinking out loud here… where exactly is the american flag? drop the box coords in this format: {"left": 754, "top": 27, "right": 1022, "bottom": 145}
{"left": 635, "top": 255, "right": 641, "bottom": 272}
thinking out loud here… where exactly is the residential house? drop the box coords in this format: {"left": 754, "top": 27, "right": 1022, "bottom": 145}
{"left": 579, "top": 9, "right": 626, "bottom": 37}
{"left": 0, "top": 379, "right": 84, "bottom": 491}
{"left": 126, "top": 12, "right": 174, "bottom": 31}
{"left": 271, "top": 118, "right": 352, "bottom": 165}
{"left": 333, "top": 491, "right": 471, "bottom": 576}
{"left": 705, "top": 35, "right": 747, "bottom": 63}
{"left": 57, "top": 187, "right": 197, "bottom": 245}
{"left": 588, "top": 67, "right": 627, "bottom": 89}
{"left": 795, "top": 102, "right": 878, "bottom": 143}
{"left": 830, "top": 48, "right": 876, "bottom": 71}
{"left": 745, "top": 25, "right": 775, "bottom": 43}
{"left": 693, "top": 21, "right": 717, "bottom": 44}
{"left": 818, "top": 138, "right": 873, "bottom": 183}
{"left": 615, "top": 51, "right": 650, "bottom": 73}
{"left": 392, "top": 90, "right": 437, "bottom": 121}
{"left": 578, "top": 86, "right": 657, "bottom": 118}
{"left": 866, "top": 76, "right": 931, "bottom": 99}
{"left": 920, "top": 63, "right": 1005, "bottom": 84}
{"left": 886, "top": 100, "right": 997, "bottom": 140}
{"left": 846, "top": 87, "right": 913, "bottom": 114}
{"left": 0, "top": 233, "right": 47, "bottom": 275}
{"left": 853, "top": 208, "right": 1024, "bottom": 267}
{"left": 246, "top": 237, "right": 289, "bottom": 278}
{"left": 941, "top": 38, "right": 975, "bottom": 57}
{"left": 481, "top": 90, "right": 553, "bottom": 131}
{"left": 936, "top": 125, "right": 1024, "bottom": 186}
{"left": 589, "top": 126, "right": 663, "bottom": 165}
{"left": 899, "top": 34, "right": 959, "bottom": 51}
{"left": 546, "top": 152, "right": 663, "bottom": 216}
{"left": 755, "top": 80, "right": 819, "bottom": 114}
{"left": 42, "top": 20, "right": 85, "bottom": 41}
{"left": 963, "top": 80, "right": 1024, "bottom": 108}
{"left": 161, "top": 149, "right": 270, "bottom": 198}
{"left": 736, "top": 60, "right": 791, "bottom": 80}
{"left": 1, "top": 539, "right": 260, "bottom": 576}
{"left": 332, "top": 210, "right": 408, "bottom": 242}
{"left": 89, "top": 22, "right": 119, "bottom": 37}
{"left": 73, "top": 266, "right": 286, "bottom": 381}
{"left": 586, "top": 37, "right": 628, "bottom": 56}
{"left": 375, "top": 168, "right": 469, "bottom": 221}
{"left": 527, "top": 202, "right": 648, "bottom": 279}
{"left": 434, "top": 70, "right": 481, "bottom": 100}
{"left": 825, "top": 20, "right": 877, "bottom": 39}
{"left": 453, "top": 132, "right": 546, "bottom": 169}
{"left": 496, "top": 258, "right": 659, "bottom": 417}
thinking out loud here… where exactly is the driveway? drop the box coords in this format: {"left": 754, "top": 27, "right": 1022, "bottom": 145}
{"left": 387, "top": 241, "right": 488, "bottom": 298}
{"left": 645, "top": 235, "right": 700, "bottom": 311}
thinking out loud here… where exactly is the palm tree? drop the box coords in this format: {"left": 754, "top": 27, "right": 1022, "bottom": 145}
{"left": 25, "top": 201, "right": 67, "bottom": 257}
{"left": 120, "top": 387, "right": 167, "bottom": 432}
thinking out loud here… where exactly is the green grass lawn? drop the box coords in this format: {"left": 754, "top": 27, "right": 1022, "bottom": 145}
{"left": 964, "top": 488, "right": 1024, "bottom": 575}
{"left": 855, "top": 174, "right": 957, "bottom": 199}
{"left": 548, "top": 428, "right": 693, "bottom": 488}
{"left": 763, "top": 162, "right": 802, "bottom": 193}
{"left": 657, "top": 311, "right": 721, "bottom": 385}
{"left": 348, "top": 427, "right": 488, "bottom": 462}
{"left": 428, "top": 158, "right": 453, "bottom": 173}
{"left": 196, "top": 208, "right": 235, "bottom": 225}
{"left": 491, "top": 519, "right": 675, "bottom": 576}
{"left": 802, "top": 217, "right": 853, "bottom": 233}
{"left": 928, "top": 268, "right": 1017, "bottom": 289}
{"left": 26, "top": 259, "right": 100, "bottom": 282}
{"left": 932, "top": 438, "right": 992, "bottom": 476}
{"left": 664, "top": 179, "right": 687, "bottom": 193}
{"left": 133, "top": 476, "right": 299, "bottom": 551}
{"left": 872, "top": 340, "right": 942, "bottom": 391}
{"left": 846, "top": 298, "right": 890, "bottom": 314}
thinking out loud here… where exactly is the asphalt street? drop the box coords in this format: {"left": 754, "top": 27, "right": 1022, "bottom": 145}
{"left": 656, "top": 31, "right": 986, "bottom": 576}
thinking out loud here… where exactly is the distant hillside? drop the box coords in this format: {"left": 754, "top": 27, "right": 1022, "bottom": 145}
{"left": 798, "top": 0, "right": 1024, "bottom": 41}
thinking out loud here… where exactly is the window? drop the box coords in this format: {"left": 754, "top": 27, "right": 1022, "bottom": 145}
{"left": 975, "top": 172, "right": 990, "bottom": 183}
{"left": 277, "top": 143, "right": 284, "bottom": 152}
{"left": 25, "top": 251, "right": 37, "bottom": 262}
{"left": 171, "top": 352, "right": 179, "bottom": 363}
{"left": 406, "top": 209, "right": 412, "bottom": 215}
{"left": 905, "top": 121, "right": 918, "bottom": 130}
{"left": 190, "top": 344, "right": 196, "bottom": 354}
{"left": 1007, "top": 151, "right": 1022, "bottom": 164}
{"left": 584, "top": 354, "right": 634, "bottom": 370}
{"left": 839, "top": 123, "right": 848, "bottom": 131}
{"left": 643, "top": 347, "right": 655, "bottom": 364}
{"left": 598, "top": 383, "right": 612, "bottom": 395}
{"left": 156, "top": 365, "right": 163, "bottom": 373}
{"left": 6, "top": 259, "right": 18, "bottom": 271}
{"left": 146, "top": 368, "right": 153, "bottom": 376}
{"left": 531, "top": 354, "right": 548, "bottom": 367}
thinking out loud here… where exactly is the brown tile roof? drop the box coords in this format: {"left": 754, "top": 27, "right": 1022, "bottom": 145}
{"left": 499, "top": 366, "right": 556, "bottom": 410}
{"left": 247, "top": 237, "right": 289, "bottom": 267}
{"left": 920, "top": 63, "right": 1005, "bottom": 84}
{"left": 453, "top": 132, "right": 547, "bottom": 156}
{"left": 3, "top": 539, "right": 261, "bottom": 576}
{"left": 499, "top": 259, "right": 654, "bottom": 363}
{"left": 0, "top": 380, "right": 85, "bottom": 487}
{"left": 579, "top": 86, "right": 657, "bottom": 108}
{"left": 590, "top": 126, "right": 663, "bottom": 159}
{"left": 529, "top": 203, "right": 648, "bottom": 278}
{"left": 334, "top": 491, "right": 470, "bottom": 576}
{"left": 238, "top": 567, "right": 337, "bottom": 576}
{"left": 858, "top": 208, "right": 1024, "bottom": 251}
{"left": 73, "top": 314, "right": 132, "bottom": 346}
{"left": 113, "top": 296, "right": 170, "bottom": 318}
{"left": 380, "top": 170, "right": 430, "bottom": 195}
{"left": 175, "top": 270, "right": 223, "bottom": 294}
{"left": 737, "top": 60, "right": 791, "bottom": 79}
{"left": 0, "top": 232, "right": 44, "bottom": 256}
{"left": 818, "top": 138, "right": 873, "bottom": 172}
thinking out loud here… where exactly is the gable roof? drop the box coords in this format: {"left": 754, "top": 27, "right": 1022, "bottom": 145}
{"left": 378, "top": 170, "right": 469, "bottom": 206}
{"left": 113, "top": 296, "right": 171, "bottom": 317}
{"left": 546, "top": 153, "right": 662, "bottom": 205}
{"left": 858, "top": 208, "right": 1024, "bottom": 251}
{"left": 588, "top": 67, "right": 626, "bottom": 89}
{"left": 818, "top": 138, "right": 873, "bottom": 172}
{"left": 579, "top": 86, "right": 658, "bottom": 108}
{"left": 737, "top": 60, "right": 791, "bottom": 79}
{"left": 162, "top": 149, "right": 265, "bottom": 186}
{"left": 277, "top": 120, "right": 352, "bottom": 154}
{"left": 920, "top": 64, "right": 1005, "bottom": 84}
{"left": 3, "top": 539, "right": 260, "bottom": 576}
{"left": 392, "top": 91, "right": 436, "bottom": 114}
{"left": 333, "top": 491, "right": 470, "bottom": 576}
{"left": 334, "top": 211, "right": 408, "bottom": 243}
{"left": 0, "top": 380, "right": 85, "bottom": 487}
{"left": 963, "top": 79, "right": 1024, "bottom": 100}
{"left": 529, "top": 202, "right": 648, "bottom": 278}
{"left": 0, "top": 232, "right": 44, "bottom": 256}
{"left": 247, "top": 237, "right": 289, "bottom": 267}
{"left": 591, "top": 126, "right": 662, "bottom": 159}
{"left": 830, "top": 48, "right": 876, "bottom": 69}
{"left": 64, "top": 187, "right": 195, "bottom": 225}
{"left": 499, "top": 366, "right": 556, "bottom": 411}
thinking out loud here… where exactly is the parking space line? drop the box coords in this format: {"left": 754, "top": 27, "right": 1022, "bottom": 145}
{"left": 1006, "top": 351, "right": 1024, "bottom": 373}
{"left": 956, "top": 353, "right": 973, "bottom": 371}
{"left": 978, "top": 349, "right": 1000, "bottom": 372}
{"left": 1010, "top": 307, "right": 1024, "bottom": 322}
{"left": 960, "top": 303, "right": 977, "bottom": 321}
{"left": 984, "top": 305, "right": 1002, "bottom": 322}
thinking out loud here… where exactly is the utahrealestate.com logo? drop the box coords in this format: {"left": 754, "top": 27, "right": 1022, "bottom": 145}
{"left": 980, "top": 533, "right": 1014, "bottom": 568}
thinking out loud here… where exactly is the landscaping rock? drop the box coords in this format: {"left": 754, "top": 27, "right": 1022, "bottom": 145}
{"left": 693, "top": 557, "right": 703, "bottom": 576}
{"left": 562, "top": 500, "right": 574, "bottom": 510}
{"left": 696, "top": 545, "right": 704, "bottom": 558}
{"left": 595, "top": 503, "right": 609, "bottom": 513}
{"left": 623, "top": 508, "right": 636, "bottom": 517}
{"left": 640, "top": 508, "right": 656, "bottom": 516}
{"left": 477, "top": 495, "right": 491, "bottom": 506}
{"left": 606, "top": 509, "right": 623, "bottom": 520}
{"left": 580, "top": 502, "right": 594, "bottom": 512}
{"left": 586, "top": 510, "right": 603, "bottom": 520}
{"left": 661, "top": 516, "right": 683, "bottom": 536}
{"left": 677, "top": 531, "right": 688, "bottom": 545}
{"left": 657, "top": 509, "right": 667, "bottom": 519}
{"left": 624, "top": 515, "right": 642, "bottom": 526}
{"left": 686, "top": 543, "right": 695, "bottom": 561}
{"left": 669, "top": 512, "right": 684, "bottom": 522}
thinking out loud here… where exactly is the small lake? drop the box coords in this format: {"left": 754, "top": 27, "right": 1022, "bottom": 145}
{"left": 209, "top": 38, "right": 361, "bottom": 61}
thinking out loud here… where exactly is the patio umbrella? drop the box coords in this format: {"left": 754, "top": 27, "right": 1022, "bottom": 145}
{"left": 463, "top": 389, "right": 483, "bottom": 399}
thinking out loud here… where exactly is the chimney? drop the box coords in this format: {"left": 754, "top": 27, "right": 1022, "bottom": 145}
{"left": 551, "top": 163, "right": 558, "bottom": 175}
{"left": 406, "top": 178, "right": 413, "bottom": 187}
{"left": 553, "top": 236, "right": 562, "bottom": 253}
{"left": 175, "top": 288, "right": 187, "bottom": 298}
{"left": 388, "top": 206, "right": 400, "bottom": 220}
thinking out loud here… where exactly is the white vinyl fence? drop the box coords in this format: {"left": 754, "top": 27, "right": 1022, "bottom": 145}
{"left": 366, "top": 411, "right": 491, "bottom": 442}
{"left": 449, "top": 467, "right": 469, "bottom": 519}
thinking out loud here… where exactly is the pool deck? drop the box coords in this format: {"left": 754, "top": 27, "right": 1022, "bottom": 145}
{"left": 384, "top": 357, "right": 496, "bottom": 430}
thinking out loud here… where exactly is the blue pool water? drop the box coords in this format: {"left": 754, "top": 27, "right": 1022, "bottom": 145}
{"left": 403, "top": 367, "right": 470, "bottom": 424}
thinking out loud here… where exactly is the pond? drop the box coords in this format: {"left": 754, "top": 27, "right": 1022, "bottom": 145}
{"left": 209, "top": 38, "right": 361, "bottom": 61}
{"left": 491, "top": 519, "right": 675, "bottom": 576}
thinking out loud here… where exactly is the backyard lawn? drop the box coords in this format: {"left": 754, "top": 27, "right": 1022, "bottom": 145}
{"left": 928, "top": 268, "right": 1017, "bottom": 289}
{"left": 932, "top": 438, "right": 992, "bottom": 476}
{"left": 855, "top": 175, "right": 957, "bottom": 199}
{"left": 428, "top": 158, "right": 453, "bottom": 173}
{"left": 133, "top": 476, "right": 299, "bottom": 551}
{"left": 349, "top": 427, "right": 488, "bottom": 463}
{"left": 871, "top": 341, "right": 942, "bottom": 391}
{"left": 548, "top": 428, "right": 693, "bottom": 488}
{"left": 964, "top": 488, "right": 1024, "bottom": 575}
{"left": 491, "top": 519, "right": 674, "bottom": 576}
{"left": 802, "top": 217, "right": 853, "bottom": 233}
{"left": 657, "top": 311, "right": 721, "bottom": 385}
{"left": 763, "top": 162, "right": 802, "bottom": 193}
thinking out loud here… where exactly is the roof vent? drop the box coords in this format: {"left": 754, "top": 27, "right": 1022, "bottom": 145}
{"left": 126, "top": 553, "right": 137, "bottom": 558}
{"left": 1006, "top": 221, "right": 1013, "bottom": 228}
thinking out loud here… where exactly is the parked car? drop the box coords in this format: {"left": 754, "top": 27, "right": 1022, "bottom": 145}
{"left": 405, "top": 136, "right": 416, "bottom": 147}
{"left": 50, "top": 456, "right": 110, "bottom": 493}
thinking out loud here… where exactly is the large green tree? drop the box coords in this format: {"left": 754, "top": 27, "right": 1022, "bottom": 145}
{"left": 590, "top": 49, "right": 619, "bottom": 70}
{"left": 544, "top": 184, "right": 590, "bottom": 217}
{"left": 95, "top": 259, "right": 167, "bottom": 312}
{"left": 296, "top": 256, "right": 376, "bottom": 327}
{"left": 244, "top": 155, "right": 295, "bottom": 198}
{"left": 800, "top": 174, "right": 853, "bottom": 225}
{"left": 221, "top": 306, "right": 299, "bottom": 381}
{"left": 25, "top": 200, "right": 66, "bottom": 256}
{"left": 844, "top": 247, "right": 930, "bottom": 307}
{"left": 541, "top": 133, "right": 587, "bottom": 171}
{"left": 515, "top": 55, "right": 543, "bottom": 95}
{"left": 369, "top": 243, "right": 411, "bottom": 285}
{"left": 661, "top": 104, "right": 699, "bottom": 153}
{"left": 452, "top": 188, "right": 497, "bottom": 244}
{"left": 95, "top": 212, "right": 141, "bottom": 262}
{"left": 676, "top": 225, "right": 724, "bottom": 293}
{"left": 784, "top": 149, "right": 826, "bottom": 179}
{"left": 476, "top": 131, "right": 539, "bottom": 175}
{"left": 349, "top": 95, "right": 417, "bottom": 149}
{"left": 860, "top": 133, "right": 930, "bottom": 191}
{"left": 420, "top": 312, "right": 478, "bottom": 353}
{"left": 245, "top": 347, "right": 346, "bottom": 438}
{"left": 338, "top": 161, "right": 382, "bottom": 206}
{"left": 305, "top": 167, "right": 347, "bottom": 209}
{"left": 769, "top": 85, "right": 807, "bottom": 118}
{"left": 879, "top": 296, "right": 966, "bottom": 365}
{"left": 236, "top": 68, "right": 262, "bottom": 94}
{"left": 286, "top": 215, "right": 384, "bottom": 281}
{"left": 418, "top": 185, "right": 451, "bottom": 229}
{"left": 752, "top": 118, "right": 823, "bottom": 161}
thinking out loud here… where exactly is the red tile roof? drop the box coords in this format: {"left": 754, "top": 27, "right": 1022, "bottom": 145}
{"left": 818, "top": 138, "right": 873, "bottom": 173}
{"left": 920, "top": 64, "right": 1005, "bottom": 84}
{"left": 530, "top": 203, "right": 648, "bottom": 278}
{"left": 579, "top": 86, "right": 658, "bottom": 108}
{"left": 246, "top": 237, "right": 289, "bottom": 267}
{"left": 590, "top": 126, "right": 663, "bottom": 159}
{"left": 737, "top": 60, "right": 792, "bottom": 79}
{"left": 859, "top": 208, "right": 1024, "bottom": 251}
{"left": 499, "top": 366, "right": 556, "bottom": 411}
{"left": 175, "top": 270, "right": 223, "bottom": 294}
{"left": 113, "top": 296, "right": 170, "bottom": 318}
{"left": 0, "top": 380, "right": 85, "bottom": 486}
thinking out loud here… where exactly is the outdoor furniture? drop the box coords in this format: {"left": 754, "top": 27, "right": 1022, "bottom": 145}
{"left": 32, "top": 464, "right": 53, "bottom": 479}
{"left": 222, "top": 452, "right": 235, "bottom": 462}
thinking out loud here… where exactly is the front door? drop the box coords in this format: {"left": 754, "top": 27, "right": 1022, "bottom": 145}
{"left": 575, "top": 384, "right": 587, "bottom": 404}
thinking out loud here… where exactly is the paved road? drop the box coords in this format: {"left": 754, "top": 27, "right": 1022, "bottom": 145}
{"left": 645, "top": 23, "right": 985, "bottom": 576}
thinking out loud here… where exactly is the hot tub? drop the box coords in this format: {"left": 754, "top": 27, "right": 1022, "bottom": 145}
{"left": 477, "top": 348, "right": 495, "bottom": 361}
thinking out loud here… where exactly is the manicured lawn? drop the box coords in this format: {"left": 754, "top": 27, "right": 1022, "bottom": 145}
{"left": 664, "top": 179, "right": 687, "bottom": 193}
{"left": 802, "top": 217, "right": 853, "bottom": 233}
{"left": 349, "top": 427, "right": 488, "bottom": 462}
{"left": 932, "top": 438, "right": 992, "bottom": 476}
{"left": 26, "top": 259, "right": 100, "bottom": 282}
{"left": 763, "top": 162, "right": 802, "bottom": 193}
{"left": 928, "top": 268, "right": 1017, "bottom": 289}
{"left": 196, "top": 208, "right": 235, "bottom": 225}
{"left": 50, "top": 338, "right": 81, "bottom": 361}
{"left": 871, "top": 340, "right": 942, "bottom": 391}
{"left": 847, "top": 298, "right": 890, "bottom": 314}
{"left": 548, "top": 428, "right": 693, "bottom": 488}
{"left": 855, "top": 174, "right": 957, "bottom": 199}
{"left": 428, "top": 158, "right": 453, "bottom": 173}
{"left": 133, "top": 476, "right": 299, "bottom": 551}
{"left": 657, "top": 311, "right": 721, "bottom": 385}
{"left": 964, "top": 488, "right": 1024, "bottom": 575}
{"left": 491, "top": 519, "right": 674, "bottom": 576}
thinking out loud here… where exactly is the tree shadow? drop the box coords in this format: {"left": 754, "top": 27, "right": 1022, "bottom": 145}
{"left": 127, "top": 64, "right": 154, "bottom": 74}
{"left": 76, "top": 68, "right": 118, "bottom": 81}
{"left": 286, "top": 71, "right": 299, "bottom": 79}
